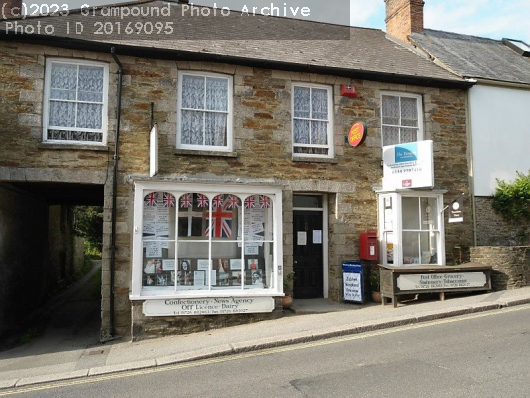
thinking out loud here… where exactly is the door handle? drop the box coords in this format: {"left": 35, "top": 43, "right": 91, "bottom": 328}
{"left": 294, "top": 261, "right": 298, "bottom": 264}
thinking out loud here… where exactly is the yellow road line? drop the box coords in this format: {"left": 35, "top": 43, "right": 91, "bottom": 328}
{"left": 2, "top": 303, "right": 529, "bottom": 396}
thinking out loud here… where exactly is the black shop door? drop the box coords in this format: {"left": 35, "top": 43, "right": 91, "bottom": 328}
{"left": 293, "top": 211, "right": 323, "bottom": 299}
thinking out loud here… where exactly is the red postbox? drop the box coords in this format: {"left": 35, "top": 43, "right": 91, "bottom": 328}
{"left": 360, "top": 230, "right": 378, "bottom": 261}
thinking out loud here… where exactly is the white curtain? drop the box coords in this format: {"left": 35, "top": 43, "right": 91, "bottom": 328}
{"left": 382, "top": 95, "right": 418, "bottom": 145}
{"left": 293, "top": 86, "right": 329, "bottom": 154}
{"left": 181, "top": 75, "right": 228, "bottom": 147}
{"left": 48, "top": 63, "right": 104, "bottom": 142}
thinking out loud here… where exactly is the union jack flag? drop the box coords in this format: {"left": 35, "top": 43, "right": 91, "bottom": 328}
{"left": 212, "top": 195, "right": 224, "bottom": 208}
{"left": 144, "top": 192, "right": 158, "bottom": 206}
{"left": 196, "top": 194, "right": 209, "bottom": 208}
{"left": 226, "top": 195, "right": 240, "bottom": 209}
{"left": 259, "top": 195, "right": 271, "bottom": 209}
{"left": 244, "top": 195, "right": 256, "bottom": 209}
{"left": 163, "top": 192, "right": 175, "bottom": 207}
{"left": 205, "top": 201, "right": 232, "bottom": 238}
{"left": 180, "top": 193, "right": 192, "bottom": 208}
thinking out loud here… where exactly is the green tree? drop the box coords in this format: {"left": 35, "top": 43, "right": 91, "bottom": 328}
{"left": 73, "top": 206, "right": 103, "bottom": 255}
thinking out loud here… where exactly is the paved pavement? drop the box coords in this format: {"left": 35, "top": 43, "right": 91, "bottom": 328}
{"left": 1, "top": 271, "right": 530, "bottom": 390}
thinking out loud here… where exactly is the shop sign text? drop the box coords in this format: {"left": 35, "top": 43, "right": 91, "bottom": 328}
{"left": 397, "top": 272, "right": 487, "bottom": 291}
{"left": 143, "top": 297, "right": 275, "bottom": 316}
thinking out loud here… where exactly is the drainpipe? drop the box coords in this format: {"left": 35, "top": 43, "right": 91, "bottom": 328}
{"left": 107, "top": 47, "right": 123, "bottom": 340}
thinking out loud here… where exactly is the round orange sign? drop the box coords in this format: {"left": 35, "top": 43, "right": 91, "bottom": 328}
{"left": 348, "top": 122, "right": 367, "bottom": 147}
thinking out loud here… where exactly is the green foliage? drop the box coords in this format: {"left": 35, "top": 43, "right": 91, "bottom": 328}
{"left": 491, "top": 172, "right": 530, "bottom": 222}
{"left": 73, "top": 206, "right": 103, "bottom": 255}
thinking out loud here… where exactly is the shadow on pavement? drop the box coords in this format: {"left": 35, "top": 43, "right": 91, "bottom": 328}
{"left": 0, "top": 261, "right": 103, "bottom": 362}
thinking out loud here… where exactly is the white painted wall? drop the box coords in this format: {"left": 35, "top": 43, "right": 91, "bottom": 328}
{"left": 470, "top": 84, "right": 530, "bottom": 196}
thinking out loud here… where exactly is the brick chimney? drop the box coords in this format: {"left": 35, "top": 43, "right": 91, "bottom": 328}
{"left": 385, "top": 0, "right": 424, "bottom": 43}
{"left": 1, "top": 0, "right": 23, "bottom": 19}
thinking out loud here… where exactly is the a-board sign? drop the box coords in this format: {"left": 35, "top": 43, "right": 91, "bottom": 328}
{"left": 343, "top": 272, "right": 362, "bottom": 302}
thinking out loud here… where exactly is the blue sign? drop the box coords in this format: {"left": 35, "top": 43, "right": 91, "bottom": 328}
{"left": 395, "top": 143, "right": 418, "bottom": 163}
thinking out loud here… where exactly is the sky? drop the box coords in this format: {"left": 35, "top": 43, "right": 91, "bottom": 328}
{"left": 25, "top": 0, "right": 530, "bottom": 43}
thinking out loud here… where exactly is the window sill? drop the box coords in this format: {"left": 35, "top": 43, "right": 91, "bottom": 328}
{"left": 38, "top": 143, "right": 109, "bottom": 152}
{"left": 174, "top": 149, "right": 238, "bottom": 158}
{"left": 292, "top": 156, "right": 338, "bottom": 164}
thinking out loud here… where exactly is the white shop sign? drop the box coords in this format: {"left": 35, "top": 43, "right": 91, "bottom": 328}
{"left": 397, "top": 272, "right": 487, "bottom": 291}
{"left": 382, "top": 140, "right": 434, "bottom": 190}
{"left": 143, "top": 297, "right": 275, "bottom": 316}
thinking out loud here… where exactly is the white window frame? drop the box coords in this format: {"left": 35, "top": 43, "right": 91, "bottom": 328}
{"left": 291, "top": 82, "right": 334, "bottom": 158}
{"left": 131, "top": 181, "right": 283, "bottom": 300}
{"left": 377, "top": 191, "right": 445, "bottom": 267}
{"left": 43, "top": 58, "right": 109, "bottom": 145}
{"left": 380, "top": 91, "right": 423, "bottom": 147}
{"left": 177, "top": 71, "right": 233, "bottom": 152}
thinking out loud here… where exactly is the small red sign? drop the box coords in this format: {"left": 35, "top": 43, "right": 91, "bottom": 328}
{"left": 402, "top": 180, "right": 412, "bottom": 188}
{"left": 348, "top": 122, "right": 367, "bottom": 147}
{"left": 340, "top": 84, "right": 357, "bottom": 98}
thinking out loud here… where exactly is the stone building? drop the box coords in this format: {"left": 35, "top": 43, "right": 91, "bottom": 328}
{"left": 0, "top": 0, "right": 474, "bottom": 340}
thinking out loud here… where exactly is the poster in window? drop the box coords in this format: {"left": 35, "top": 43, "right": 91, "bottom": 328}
{"left": 144, "top": 259, "right": 156, "bottom": 274}
{"left": 180, "top": 259, "right": 191, "bottom": 272}
{"left": 250, "top": 223, "right": 264, "bottom": 234}
{"left": 251, "top": 235, "right": 264, "bottom": 247}
{"left": 162, "top": 259, "right": 175, "bottom": 271}
{"left": 245, "top": 245, "right": 259, "bottom": 255}
{"left": 194, "top": 271, "right": 205, "bottom": 287}
{"left": 156, "top": 274, "right": 168, "bottom": 286}
{"left": 230, "top": 259, "right": 242, "bottom": 270}
{"left": 252, "top": 269, "right": 263, "bottom": 285}
{"left": 183, "top": 270, "right": 192, "bottom": 285}
{"left": 217, "top": 258, "right": 229, "bottom": 273}
{"left": 145, "top": 274, "right": 155, "bottom": 286}
{"left": 210, "top": 270, "right": 217, "bottom": 285}
{"left": 247, "top": 258, "right": 259, "bottom": 270}
{"left": 197, "top": 259, "right": 210, "bottom": 271}
{"left": 219, "top": 272, "right": 230, "bottom": 286}
{"left": 143, "top": 206, "right": 156, "bottom": 237}
{"left": 231, "top": 271, "right": 242, "bottom": 285}
{"left": 155, "top": 259, "right": 163, "bottom": 274}
{"left": 145, "top": 241, "right": 162, "bottom": 258}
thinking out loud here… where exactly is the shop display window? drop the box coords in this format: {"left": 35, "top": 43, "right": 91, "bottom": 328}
{"left": 132, "top": 184, "right": 281, "bottom": 298}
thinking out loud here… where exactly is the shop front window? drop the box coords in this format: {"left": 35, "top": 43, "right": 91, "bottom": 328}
{"left": 378, "top": 192, "right": 444, "bottom": 266}
{"left": 133, "top": 184, "right": 281, "bottom": 297}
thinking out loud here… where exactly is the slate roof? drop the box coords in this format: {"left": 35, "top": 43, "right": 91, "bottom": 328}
{"left": 0, "top": 0, "right": 468, "bottom": 88}
{"left": 411, "top": 29, "right": 530, "bottom": 85}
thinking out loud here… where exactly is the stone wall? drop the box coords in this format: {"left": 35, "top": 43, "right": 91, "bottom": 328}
{"left": 0, "top": 184, "right": 49, "bottom": 337}
{"left": 470, "top": 246, "right": 530, "bottom": 290}
{"left": 475, "top": 196, "right": 529, "bottom": 246}
{"left": 0, "top": 40, "right": 473, "bottom": 338}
